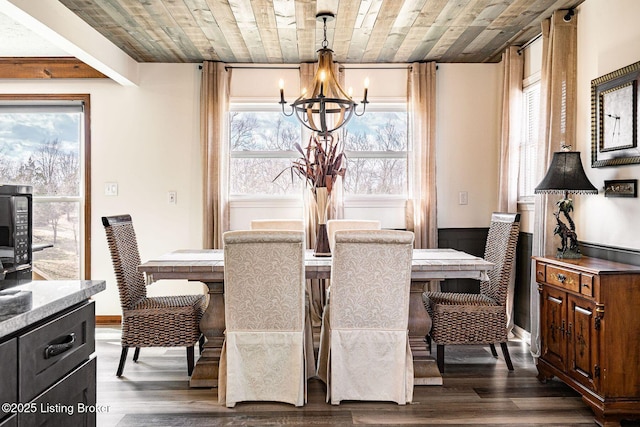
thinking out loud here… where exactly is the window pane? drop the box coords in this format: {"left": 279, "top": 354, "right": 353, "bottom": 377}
{"left": 230, "top": 158, "right": 302, "bottom": 195}
{"left": 0, "top": 112, "right": 81, "bottom": 197}
{"left": 519, "top": 83, "right": 540, "bottom": 200}
{"left": 343, "top": 111, "right": 407, "bottom": 151}
{"left": 32, "top": 200, "right": 80, "bottom": 280}
{"left": 344, "top": 158, "right": 407, "bottom": 195}
{"left": 230, "top": 111, "right": 300, "bottom": 151}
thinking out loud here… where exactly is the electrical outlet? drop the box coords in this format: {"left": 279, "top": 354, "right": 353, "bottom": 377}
{"left": 459, "top": 191, "right": 468, "bottom": 205}
{"left": 104, "top": 182, "right": 118, "bottom": 196}
{"left": 168, "top": 191, "right": 177, "bottom": 205}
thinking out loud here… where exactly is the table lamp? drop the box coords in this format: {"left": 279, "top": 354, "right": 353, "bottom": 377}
{"left": 534, "top": 151, "right": 598, "bottom": 259}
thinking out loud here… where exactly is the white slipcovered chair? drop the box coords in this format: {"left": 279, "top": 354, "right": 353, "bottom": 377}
{"left": 326, "top": 219, "right": 381, "bottom": 253}
{"left": 250, "top": 219, "right": 305, "bottom": 231}
{"left": 249, "top": 218, "right": 315, "bottom": 380}
{"left": 218, "top": 230, "right": 307, "bottom": 407}
{"left": 317, "top": 230, "right": 415, "bottom": 405}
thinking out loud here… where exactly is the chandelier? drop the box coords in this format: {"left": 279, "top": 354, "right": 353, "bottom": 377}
{"left": 279, "top": 12, "right": 369, "bottom": 135}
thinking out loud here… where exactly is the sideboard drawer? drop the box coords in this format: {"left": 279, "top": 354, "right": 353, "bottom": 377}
{"left": 580, "top": 273, "right": 594, "bottom": 297}
{"left": 546, "top": 265, "right": 580, "bottom": 292}
{"left": 18, "top": 302, "right": 95, "bottom": 402}
{"left": 536, "top": 263, "right": 546, "bottom": 283}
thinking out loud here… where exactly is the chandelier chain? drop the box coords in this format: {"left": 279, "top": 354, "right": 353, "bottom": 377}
{"left": 322, "top": 17, "right": 328, "bottom": 49}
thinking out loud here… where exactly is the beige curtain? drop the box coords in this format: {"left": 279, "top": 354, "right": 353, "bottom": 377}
{"left": 407, "top": 62, "right": 438, "bottom": 250}
{"left": 498, "top": 46, "right": 523, "bottom": 214}
{"left": 201, "top": 61, "right": 231, "bottom": 249}
{"left": 498, "top": 46, "right": 524, "bottom": 337}
{"left": 408, "top": 62, "right": 438, "bottom": 291}
{"left": 530, "top": 10, "right": 578, "bottom": 357}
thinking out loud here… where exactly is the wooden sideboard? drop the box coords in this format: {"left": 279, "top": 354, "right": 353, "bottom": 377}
{"left": 533, "top": 255, "right": 640, "bottom": 427}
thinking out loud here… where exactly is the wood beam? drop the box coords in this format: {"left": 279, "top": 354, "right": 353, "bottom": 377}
{"left": 0, "top": 57, "right": 108, "bottom": 79}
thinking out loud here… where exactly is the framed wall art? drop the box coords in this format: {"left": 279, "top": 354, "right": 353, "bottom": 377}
{"left": 604, "top": 179, "right": 637, "bottom": 197}
{"left": 591, "top": 61, "right": 640, "bottom": 167}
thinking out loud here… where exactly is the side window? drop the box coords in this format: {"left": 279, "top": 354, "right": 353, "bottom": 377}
{"left": 0, "top": 97, "right": 88, "bottom": 279}
{"left": 519, "top": 82, "right": 540, "bottom": 202}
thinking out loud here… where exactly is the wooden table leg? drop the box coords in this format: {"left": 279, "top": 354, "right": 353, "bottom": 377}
{"left": 189, "top": 280, "right": 224, "bottom": 388}
{"left": 408, "top": 280, "right": 442, "bottom": 385}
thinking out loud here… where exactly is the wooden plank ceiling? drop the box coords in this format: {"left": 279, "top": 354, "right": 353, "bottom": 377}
{"left": 58, "top": 0, "right": 585, "bottom": 64}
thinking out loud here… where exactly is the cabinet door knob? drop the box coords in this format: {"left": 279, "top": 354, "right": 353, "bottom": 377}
{"left": 557, "top": 273, "right": 566, "bottom": 283}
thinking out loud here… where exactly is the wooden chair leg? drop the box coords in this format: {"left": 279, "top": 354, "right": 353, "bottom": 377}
{"left": 199, "top": 335, "right": 205, "bottom": 354}
{"left": 489, "top": 343, "right": 498, "bottom": 357}
{"left": 500, "top": 342, "right": 514, "bottom": 371}
{"left": 436, "top": 344, "right": 445, "bottom": 373}
{"left": 133, "top": 347, "right": 140, "bottom": 362}
{"left": 187, "top": 346, "right": 195, "bottom": 376}
{"left": 116, "top": 347, "right": 129, "bottom": 377}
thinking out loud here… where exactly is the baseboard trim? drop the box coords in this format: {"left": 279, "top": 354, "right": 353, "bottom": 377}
{"left": 96, "top": 315, "right": 121, "bottom": 325}
{"left": 512, "top": 325, "right": 531, "bottom": 345}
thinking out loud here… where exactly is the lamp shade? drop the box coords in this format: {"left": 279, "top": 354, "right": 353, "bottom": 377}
{"left": 534, "top": 151, "right": 598, "bottom": 195}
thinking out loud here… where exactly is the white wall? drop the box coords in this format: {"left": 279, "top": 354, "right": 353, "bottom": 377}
{"left": 0, "top": 63, "right": 205, "bottom": 315}
{"left": 575, "top": 0, "right": 640, "bottom": 250}
{"left": 436, "top": 63, "right": 502, "bottom": 228}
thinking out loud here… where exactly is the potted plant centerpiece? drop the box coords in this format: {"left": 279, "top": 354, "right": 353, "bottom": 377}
{"left": 276, "top": 132, "right": 346, "bottom": 256}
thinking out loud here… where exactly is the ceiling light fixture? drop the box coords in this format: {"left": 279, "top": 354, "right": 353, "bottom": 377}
{"left": 279, "top": 12, "right": 369, "bottom": 135}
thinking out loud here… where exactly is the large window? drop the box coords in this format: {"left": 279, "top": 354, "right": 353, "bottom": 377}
{"left": 229, "top": 104, "right": 409, "bottom": 199}
{"left": 0, "top": 96, "right": 90, "bottom": 280}
{"left": 518, "top": 82, "right": 540, "bottom": 202}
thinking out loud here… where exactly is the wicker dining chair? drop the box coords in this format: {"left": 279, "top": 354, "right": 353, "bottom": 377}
{"left": 423, "top": 212, "right": 520, "bottom": 373}
{"left": 102, "top": 214, "right": 206, "bottom": 377}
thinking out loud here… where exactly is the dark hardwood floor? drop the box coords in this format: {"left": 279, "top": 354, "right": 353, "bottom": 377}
{"left": 94, "top": 326, "right": 635, "bottom": 426}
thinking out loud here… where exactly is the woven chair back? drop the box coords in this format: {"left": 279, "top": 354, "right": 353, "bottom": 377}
{"left": 102, "top": 215, "right": 147, "bottom": 311}
{"left": 479, "top": 213, "right": 520, "bottom": 306}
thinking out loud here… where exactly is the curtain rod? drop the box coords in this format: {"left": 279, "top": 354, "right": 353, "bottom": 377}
{"left": 517, "top": 33, "right": 542, "bottom": 55}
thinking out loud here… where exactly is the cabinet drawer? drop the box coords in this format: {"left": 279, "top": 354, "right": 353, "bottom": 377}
{"left": 18, "top": 302, "right": 95, "bottom": 402}
{"left": 546, "top": 266, "right": 580, "bottom": 292}
{"left": 580, "top": 273, "right": 594, "bottom": 297}
{"left": 0, "top": 339, "right": 17, "bottom": 422}
{"left": 536, "top": 263, "right": 546, "bottom": 283}
{"left": 20, "top": 357, "right": 96, "bottom": 427}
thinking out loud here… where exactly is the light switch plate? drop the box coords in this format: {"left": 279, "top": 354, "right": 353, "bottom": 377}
{"left": 459, "top": 191, "right": 468, "bottom": 205}
{"left": 168, "top": 191, "right": 177, "bottom": 205}
{"left": 104, "top": 182, "right": 118, "bottom": 196}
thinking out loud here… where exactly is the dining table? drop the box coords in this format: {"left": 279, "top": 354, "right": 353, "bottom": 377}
{"left": 138, "top": 248, "right": 494, "bottom": 388}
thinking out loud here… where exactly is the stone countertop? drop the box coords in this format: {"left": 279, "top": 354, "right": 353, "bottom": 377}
{"left": 0, "top": 280, "right": 105, "bottom": 338}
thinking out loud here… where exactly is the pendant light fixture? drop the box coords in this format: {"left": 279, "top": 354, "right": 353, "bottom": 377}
{"left": 279, "top": 12, "right": 369, "bottom": 135}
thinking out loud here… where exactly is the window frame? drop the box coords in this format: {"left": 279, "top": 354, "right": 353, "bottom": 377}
{"left": 518, "top": 74, "right": 541, "bottom": 205}
{"left": 0, "top": 94, "right": 91, "bottom": 279}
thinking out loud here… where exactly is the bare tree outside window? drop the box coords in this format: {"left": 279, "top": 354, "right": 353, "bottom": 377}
{"left": 342, "top": 111, "right": 408, "bottom": 195}
{"left": 230, "top": 110, "right": 302, "bottom": 195}
{"left": 0, "top": 110, "right": 83, "bottom": 280}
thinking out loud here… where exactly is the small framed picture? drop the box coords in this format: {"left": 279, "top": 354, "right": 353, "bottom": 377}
{"left": 604, "top": 179, "right": 637, "bottom": 197}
